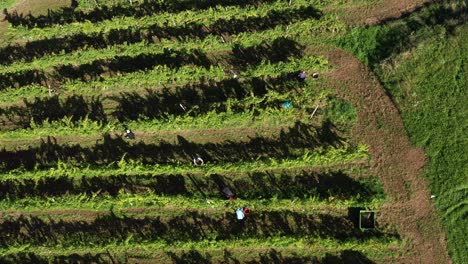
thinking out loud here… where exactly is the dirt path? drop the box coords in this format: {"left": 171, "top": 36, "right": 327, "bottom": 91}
{"left": 329, "top": 0, "right": 435, "bottom": 26}
{"left": 323, "top": 48, "right": 450, "bottom": 263}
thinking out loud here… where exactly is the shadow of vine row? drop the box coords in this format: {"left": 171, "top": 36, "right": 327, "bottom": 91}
{"left": 111, "top": 71, "right": 303, "bottom": 121}
{"left": 0, "top": 95, "right": 106, "bottom": 128}
{"left": 0, "top": 252, "right": 110, "bottom": 264}
{"left": 0, "top": 121, "right": 344, "bottom": 170}
{"left": 0, "top": 37, "right": 302, "bottom": 90}
{"left": 3, "top": 0, "right": 281, "bottom": 28}
{"left": 0, "top": 211, "right": 395, "bottom": 247}
{"left": 0, "top": 6, "right": 320, "bottom": 65}
{"left": 166, "top": 248, "right": 375, "bottom": 264}
{"left": 0, "top": 170, "right": 383, "bottom": 202}
{"left": 0, "top": 249, "right": 375, "bottom": 264}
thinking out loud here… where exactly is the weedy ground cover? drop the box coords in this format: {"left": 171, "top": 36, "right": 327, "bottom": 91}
{"left": 377, "top": 25, "right": 467, "bottom": 264}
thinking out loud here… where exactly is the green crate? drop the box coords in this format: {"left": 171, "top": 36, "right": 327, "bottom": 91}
{"left": 359, "top": 210, "right": 376, "bottom": 229}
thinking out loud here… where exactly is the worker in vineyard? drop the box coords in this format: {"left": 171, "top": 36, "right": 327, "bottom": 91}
{"left": 298, "top": 71, "right": 307, "bottom": 81}
{"left": 281, "top": 101, "right": 292, "bottom": 109}
{"left": 222, "top": 186, "right": 235, "bottom": 200}
{"left": 235, "top": 207, "right": 251, "bottom": 220}
{"left": 124, "top": 128, "right": 135, "bottom": 139}
{"left": 236, "top": 208, "right": 245, "bottom": 220}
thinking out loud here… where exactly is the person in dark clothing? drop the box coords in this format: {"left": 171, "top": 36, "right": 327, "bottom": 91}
{"left": 124, "top": 129, "right": 135, "bottom": 139}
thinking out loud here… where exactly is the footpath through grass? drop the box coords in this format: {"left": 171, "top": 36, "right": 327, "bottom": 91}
{"left": 336, "top": 2, "right": 467, "bottom": 262}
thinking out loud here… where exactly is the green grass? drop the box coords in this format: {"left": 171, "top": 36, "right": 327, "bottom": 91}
{"left": 334, "top": 2, "right": 467, "bottom": 262}
{"left": 377, "top": 25, "right": 467, "bottom": 264}
{"left": 0, "top": 0, "right": 16, "bottom": 10}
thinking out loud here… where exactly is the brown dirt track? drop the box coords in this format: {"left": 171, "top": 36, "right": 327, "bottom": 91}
{"left": 323, "top": 48, "right": 450, "bottom": 263}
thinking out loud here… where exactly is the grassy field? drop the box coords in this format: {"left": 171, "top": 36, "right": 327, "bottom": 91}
{"left": 377, "top": 25, "right": 467, "bottom": 264}
{"left": 336, "top": 2, "right": 467, "bottom": 263}
{"left": 0, "top": 0, "right": 464, "bottom": 263}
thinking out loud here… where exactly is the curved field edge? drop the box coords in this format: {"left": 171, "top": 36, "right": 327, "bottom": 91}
{"left": 320, "top": 46, "right": 451, "bottom": 263}
{"left": 334, "top": 2, "right": 466, "bottom": 262}
{"left": 376, "top": 25, "right": 467, "bottom": 264}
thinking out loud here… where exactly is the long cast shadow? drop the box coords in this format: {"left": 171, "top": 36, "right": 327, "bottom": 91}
{"left": 0, "top": 121, "right": 344, "bottom": 170}
{"left": 0, "top": 211, "right": 396, "bottom": 247}
{"left": 111, "top": 71, "right": 303, "bottom": 121}
{"left": 0, "top": 252, "right": 110, "bottom": 264}
{"left": 0, "top": 249, "right": 375, "bottom": 264}
{"left": 0, "top": 37, "right": 302, "bottom": 90}
{"left": 3, "top": 0, "right": 280, "bottom": 28}
{"left": 0, "top": 95, "right": 106, "bottom": 129}
{"left": 0, "top": 170, "right": 382, "bottom": 202}
{"left": 0, "top": 6, "right": 320, "bottom": 65}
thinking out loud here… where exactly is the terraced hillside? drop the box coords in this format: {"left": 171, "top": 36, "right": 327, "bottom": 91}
{"left": 0, "top": 0, "right": 456, "bottom": 263}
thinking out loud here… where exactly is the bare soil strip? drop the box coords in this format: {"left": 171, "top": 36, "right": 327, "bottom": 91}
{"left": 324, "top": 48, "right": 450, "bottom": 263}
